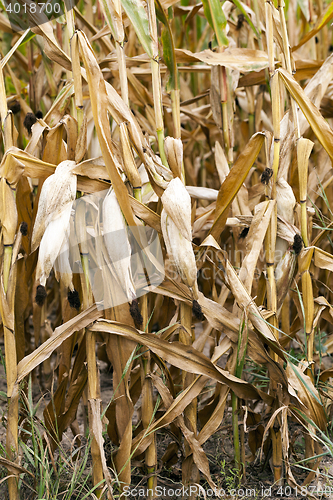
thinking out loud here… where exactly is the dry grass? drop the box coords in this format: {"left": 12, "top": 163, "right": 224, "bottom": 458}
{"left": 1, "top": 0, "right": 333, "bottom": 498}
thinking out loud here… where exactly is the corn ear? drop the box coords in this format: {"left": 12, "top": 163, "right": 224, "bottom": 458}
{"left": 161, "top": 177, "right": 192, "bottom": 241}
{"left": 54, "top": 229, "right": 77, "bottom": 291}
{"left": 32, "top": 160, "right": 77, "bottom": 287}
{"left": 36, "top": 204, "right": 73, "bottom": 287}
{"left": 276, "top": 178, "right": 296, "bottom": 224}
{"left": 31, "top": 160, "right": 77, "bottom": 252}
{"left": 275, "top": 249, "right": 296, "bottom": 313}
{"left": 103, "top": 188, "right": 136, "bottom": 302}
{"left": 144, "top": 153, "right": 172, "bottom": 189}
{"left": 161, "top": 210, "right": 198, "bottom": 298}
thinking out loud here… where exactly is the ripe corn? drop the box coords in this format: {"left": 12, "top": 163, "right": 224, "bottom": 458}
{"left": 161, "top": 178, "right": 198, "bottom": 298}
{"left": 32, "top": 160, "right": 77, "bottom": 287}
{"left": 103, "top": 188, "right": 136, "bottom": 302}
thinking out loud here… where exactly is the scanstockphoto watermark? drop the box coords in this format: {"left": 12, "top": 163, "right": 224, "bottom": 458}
{"left": 121, "top": 485, "right": 260, "bottom": 498}
{"left": 121, "top": 485, "right": 333, "bottom": 498}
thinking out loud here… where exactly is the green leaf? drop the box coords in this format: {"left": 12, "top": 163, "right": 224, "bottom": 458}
{"left": 204, "top": 0, "right": 229, "bottom": 47}
{"left": 202, "top": 0, "right": 215, "bottom": 32}
{"left": 18, "top": 29, "right": 35, "bottom": 47}
{"left": 121, "top": 0, "right": 153, "bottom": 58}
{"left": 156, "top": 0, "right": 178, "bottom": 91}
{"left": 99, "top": 0, "right": 118, "bottom": 40}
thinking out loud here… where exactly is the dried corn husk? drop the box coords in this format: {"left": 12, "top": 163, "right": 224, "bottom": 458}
{"left": 276, "top": 249, "right": 297, "bottom": 313}
{"left": 275, "top": 178, "right": 296, "bottom": 264}
{"left": 103, "top": 188, "right": 136, "bottom": 302}
{"left": 120, "top": 123, "right": 142, "bottom": 189}
{"left": 144, "top": 153, "right": 173, "bottom": 189}
{"left": 32, "top": 160, "right": 77, "bottom": 252}
{"left": 36, "top": 204, "right": 73, "bottom": 287}
{"left": 276, "top": 178, "right": 296, "bottom": 224}
{"left": 54, "top": 216, "right": 80, "bottom": 291}
{"left": 161, "top": 210, "right": 198, "bottom": 297}
{"left": 161, "top": 177, "right": 192, "bottom": 241}
{"left": 161, "top": 178, "right": 198, "bottom": 298}
{"left": 164, "top": 137, "right": 183, "bottom": 179}
{"left": 33, "top": 160, "right": 77, "bottom": 286}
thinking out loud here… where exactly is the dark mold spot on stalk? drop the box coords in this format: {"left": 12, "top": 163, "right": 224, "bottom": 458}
{"left": 292, "top": 234, "right": 303, "bottom": 255}
{"left": 35, "top": 285, "right": 47, "bottom": 307}
{"left": 236, "top": 14, "right": 245, "bottom": 30}
{"left": 130, "top": 299, "right": 143, "bottom": 327}
{"left": 23, "top": 113, "right": 37, "bottom": 134}
{"left": 20, "top": 222, "right": 28, "bottom": 236}
{"left": 9, "top": 100, "right": 21, "bottom": 114}
{"left": 35, "top": 110, "right": 43, "bottom": 119}
{"left": 192, "top": 300, "right": 204, "bottom": 321}
{"left": 239, "top": 227, "right": 249, "bottom": 239}
{"left": 261, "top": 168, "right": 273, "bottom": 185}
{"left": 68, "top": 289, "right": 81, "bottom": 311}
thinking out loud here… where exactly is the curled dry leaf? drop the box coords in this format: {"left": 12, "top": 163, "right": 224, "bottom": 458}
{"left": 90, "top": 318, "right": 271, "bottom": 401}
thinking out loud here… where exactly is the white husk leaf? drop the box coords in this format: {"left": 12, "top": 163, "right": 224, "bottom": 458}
{"left": 276, "top": 178, "right": 296, "bottom": 224}
{"left": 54, "top": 214, "right": 80, "bottom": 291}
{"left": 33, "top": 160, "right": 77, "bottom": 286}
{"left": 36, "top": 204, "right": 73, "bottom": 286}
{"left": 161, "top": 177, "right": 192, "bottom": 241}
{"left": 186, "top": 185, "right": 218, "bottom": 201}
{"left": 161, "top": 209, "right": 198, "bottom": 297}
{"left": 32, "top": 160, "right": 77, "bottom": 252}
{"left": 102, "top": 188, "right": 136, "bottom": 302}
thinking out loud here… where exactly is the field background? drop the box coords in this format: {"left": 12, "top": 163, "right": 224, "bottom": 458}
{"left": 1, "top": 0, "right": 333, "bottom": 498}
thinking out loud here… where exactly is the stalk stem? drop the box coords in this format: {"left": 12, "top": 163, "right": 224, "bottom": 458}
{"left": 179, "top": 302, "right": 199, "bottom": 493}
{"left": 231, "top": 392, "right": 240, "bottom": 471}
{"left": 278, "top": 0, "right": 300, "bottom": 140}
{"left": 265, "top": 1, "right": 283, "bottom": 484}
{"left": 147, "top": 0, "right": 168, "bottom": 167}
{"left": 0, "top": 60, "right": 17, "bottom": 494}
